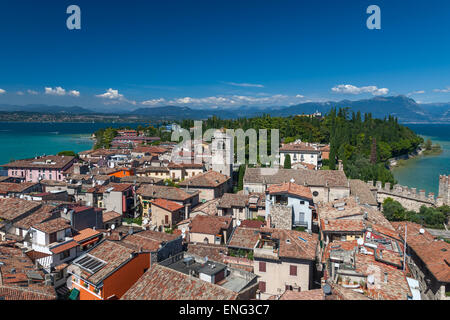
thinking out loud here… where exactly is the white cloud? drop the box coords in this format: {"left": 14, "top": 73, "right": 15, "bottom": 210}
{"left": 407, "top": 90, "right": 425, "bottom": 96}
{"left": 27, "top": 90, "right": 38, "bottom": 95}
{"left": 225, "top": 82, "right": 264, "bottom": 88}
{"left": 434, "top": 87, "right": 450, "bottom": 93}
{"left": 96, "top": 88, "right": 123, "bottom": 100}
{"left": 16, "top": 91, "right": 24, "bottom": 95}
{"left": 0, "top": 89, "right": 6, "bottom": 95}
{"left": 332, "top": 84, "right": 389, "bottom": 96}
{"left": 69, "top": 90, "right": 80, "bottom": 97}
{"left": 45, "top": 86, "right": 66, "bottom": 96}
{"left": 141, "top": 98, "right": 167, "bottom": 106}
{"left": 96, "top": 88, "right": 136, "bottom": 105}
{"left": 138, "top": 93, "right": 307, "bottom": 107}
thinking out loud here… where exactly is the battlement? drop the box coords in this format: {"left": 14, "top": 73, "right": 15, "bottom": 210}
{"left": 367, "top": 180, "right": 439, "bottom": 205}
{"left": 438, "top": 175, "right": 450, "bottom": 205}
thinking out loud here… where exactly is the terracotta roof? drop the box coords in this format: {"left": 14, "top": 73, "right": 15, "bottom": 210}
{"left": 277, "top": 289, "right": 325, "bottom": 300}
{"left": 0, "top": 198, "right": 41, "bottom": 221}
{"left": 280, "top": 142, "right": 320, "bottom": 153}
{"left": 0, "top": 246, "right": 56, "bottom": 300}
{"left": 243, "top": 168, "right": 348, "bottom": 188}
{"left": 2, "top": 155, "right": 74, "bottom": 169}
{"left": 320, "top": 219, "right": 365, "bottom": 233}
{"left": 121, "top": 264, "right": 238, "bottom": 300}
{"left": 186, "top": 243, "right": 227, "bottom": 263}
{"left": 218, "top": 193, "right": 249, "bottom": 208}
{"left": 228, "top": 227, "right": 260, "bottom": 250}
{"left": 132, "top": 146, "right": 168, "bottom": 154}
{"left": 13, "top": 204, "right": 56, "bottom": 230}
{"left": 191, "top": 198, "right": 220, "bottom": 216}
{"left": 137, "top": 185, "right": 197, "bottom": 201}
{"left": 392, "top": 222, "right": 450, "bottom": 283}
{"left": 259, "top": 228, "right": 318, "bottom": 260}
{"left": 179, "top": 170, "right": 230, "bottom": 188}
{"left": 349, "top": 179, "right": 378, "bottom": 206}
{"left": 33, "top": 218, "right": 71, "bottom": 234}
{"left": 267, "top": 182, "right": 313, "bottom": 199}
{"left": 80, "top": 240, "right": 137, "bottom": 285}
{"left": 240, "top": 219, "right": 265, "bottom": 229}
{"left": 151, "top": 198, "right": 184, "bottom": 212}
{"left": 102, "top": 211, "right": 122, "bottom": 223}
{"left": 73, "top": 228, "right": 101, "bottom": 243}
{"left": 50, "top": 240, "right": 79, "bottom": 254}
{"left": 0, "top": 182, "right": 39, "bottom": 194}
{"left": 189, "top": 215, "right": 232, "bottom": 235}
{"left": 119, "top": 230, "right": 179, "bottom": 252}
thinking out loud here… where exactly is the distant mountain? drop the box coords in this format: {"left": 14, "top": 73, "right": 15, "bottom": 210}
{"left": 0, "top": 96, "right": 448, "bottom": 122}
{"left": 275, "top": 96, "right": 432, "bottom": 122}
{"left": 130, "top": 105, "right": 237, "bottom": 120}
{"left": 0, "top": 104, "right": 94, "bottom": 114}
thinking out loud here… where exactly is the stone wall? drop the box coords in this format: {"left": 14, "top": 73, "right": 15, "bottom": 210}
{"left": 368, "top": 180, "right": 437, "bottom": 212}
{"left": 269, "top": 204, "right": 292, "bottom": 230}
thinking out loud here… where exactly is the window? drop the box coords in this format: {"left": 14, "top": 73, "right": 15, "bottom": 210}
{"left": 285, "top": 285, "right": 293, "bottom": 291}
{"left": 300, "top": 200, "right": 305, "bottom": 204}
{"left": 60, "top": 250, "right": 70, "bottom": 260}
{"left": 259, "top": 261, "right": 266, "bottom": 272}
{"left": 290, "top": 265, "right": 297, "bottom": 276}
{"left": 259, "top": 281, "right": 266, "bottom": 293}
{"left": 49, "top": 232, "right": 57, "bottom": 243}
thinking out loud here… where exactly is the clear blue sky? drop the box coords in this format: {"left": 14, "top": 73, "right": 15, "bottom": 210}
{"left": 0, "top": 0, "right": 449, "bottom": 110}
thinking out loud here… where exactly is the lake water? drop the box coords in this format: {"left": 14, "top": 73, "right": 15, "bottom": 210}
{"left": 0, "top": 122, "right": 147, "bottom": 167}
{"left": 0, "top": 122, "right": 448, "bottom": 195}
{"left": 392, "top": 124, "right": 450, "bottom": 195}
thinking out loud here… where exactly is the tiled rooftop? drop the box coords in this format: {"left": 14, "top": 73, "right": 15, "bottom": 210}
{"left": 179, "top": 170, "right": 230, "bottom": 188}
{"left": 137, "top": 185, "right": 197, "bottom": 201}
{"left": 243, "top": 168, "right": 348, "bottom": 188}
{"left": 151, "top": 198, "right": 184, "bottom": 212}
{"left": 0, "top": 198, "right": 41, "bottom": 221}
{"left": 33, "top": 217, "right": 71, "bottom": 234}
{"left": 2, "top": 155, "right": 74, "bottom": 169}
{"left": 121, "top": 264, "right": 238, "bottom": 300}
{"left": 267, "top": 182, "right": 313, "bottom": 199}
{"left": 189, "top": 215, "right": 232, "bottom": 235}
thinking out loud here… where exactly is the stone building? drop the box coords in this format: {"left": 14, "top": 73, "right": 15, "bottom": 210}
{"left": 438, "top": 175, "right": 450, "bottom": 206}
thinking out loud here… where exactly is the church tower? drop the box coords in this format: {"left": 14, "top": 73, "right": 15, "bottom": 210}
{"left": 211, "top": 130, "right": 234, "bottom": 177}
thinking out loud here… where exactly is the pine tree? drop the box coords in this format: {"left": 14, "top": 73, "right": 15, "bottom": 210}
{"left": 237, "top": 165, "right": 245, "bottom": 191}
{"left": 284, "top": 154, "right": 292, "bottom": 169}
{"left": 370, "top": 138, "right": 377, "bottom": 164}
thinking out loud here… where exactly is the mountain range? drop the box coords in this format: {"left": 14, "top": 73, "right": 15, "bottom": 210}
{"left": 1, "top": 96, "right": 449, "bottom": 123}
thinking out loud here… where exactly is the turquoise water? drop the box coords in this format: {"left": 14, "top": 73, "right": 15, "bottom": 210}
{"left": 0, "top": 122, "right": 147, "bottom": 166}
{"left": 392, "top": 124, "right": 450, "bottom": 195}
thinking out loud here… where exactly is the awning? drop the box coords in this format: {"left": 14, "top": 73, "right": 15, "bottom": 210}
{"left": 69, "top": 288, "right": 80, "bottom": 300}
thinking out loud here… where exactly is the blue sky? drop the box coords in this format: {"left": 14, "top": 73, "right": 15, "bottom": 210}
{"left": 0, "top": 0, "right": 449, "bottom": 110}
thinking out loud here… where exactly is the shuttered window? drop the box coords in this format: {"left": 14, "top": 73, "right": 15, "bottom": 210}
{"left": 259, "top": 261, "right": 266, "bottom": 272}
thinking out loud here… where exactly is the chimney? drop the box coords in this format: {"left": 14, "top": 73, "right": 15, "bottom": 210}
{"left": 384, "top": 272, "right": 388, "bottom": 283}
{"left": 185, "top": 203, "right": 191, "bottom": 220}
{"left": 338, "top": 160, "right": 343, "bottom": 171}
{"left": 118, "top": 232, "right": 123, "bottom": 241}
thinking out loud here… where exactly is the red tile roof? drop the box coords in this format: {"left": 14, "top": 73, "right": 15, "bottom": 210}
{"left": 189, "top": 215, "right": 232, "bottom": 235}
{"left": 121, "top": 264, "right": 238, "bottom": 300}
{"left": 267, "top": 182, "right": 313, "bottom": 200}
{"left": 33, "top": 218, "right": 71, "bottom": 234}
{"left": 178, "top": 170, "right": 230, "bottom": 188}
{"left": 50, "top": 240, "right": 79, "bottom": 254}
{"left": 151, "top": 198, "right": 184, "bottom": 212}
{"left": 392, "top": 222, "right": 450, "bottom": 283}
{"left": 73, "top": 228, "right": 101, "bottom": 243}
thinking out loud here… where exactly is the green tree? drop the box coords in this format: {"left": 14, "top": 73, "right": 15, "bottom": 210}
{"left": 57, "top": 150, "right": 77, "bottom": 157}
{"left": 284, "top": 154, "right": 291, "bottom": 169}
{"left": 237, "top": 165, "right": 246, "bottom": 191}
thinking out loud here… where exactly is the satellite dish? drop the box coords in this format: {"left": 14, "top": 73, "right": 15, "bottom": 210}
{"left": 143, "top": 219, "right": 149, "bottom": 225}
{"left": 236, "top": 220, "right": 241, "bottom": 227}
{"left": 290, "top": 178, "right": 295, "bottom": 183}
{"left": 181, "top": 228, "right": 186, "bottom": 234}
{"left": 322, "top": 284, "right": 332, "bottom": 295}
{"left": 367, "top": 274, "right": 375, "bottom": 285}
{"left": 419, "top": 228, "right": 425, "bottom": 234}
{"left": 111, "top": 224, "right": 115, "bottom": 230}
{"left": 205, "top": 256, "right": 208, "bottom": 262}
{"left": 357, "top": 238, "right": 364, "bottom": 246}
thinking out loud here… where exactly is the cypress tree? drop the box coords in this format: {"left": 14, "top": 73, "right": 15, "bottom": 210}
{"left": 284, "top": 154, "right": 292, "bottom": 169}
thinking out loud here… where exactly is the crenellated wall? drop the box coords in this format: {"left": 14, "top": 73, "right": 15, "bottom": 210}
{"left": 368, "top": 181, "right": 438, "bottom": 212}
